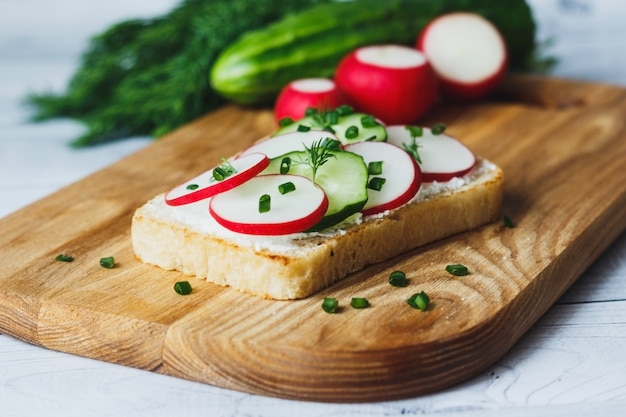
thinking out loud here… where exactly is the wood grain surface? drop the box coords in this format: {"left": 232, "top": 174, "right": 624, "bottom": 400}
{"left": 0, "top": 75, "right": 624, "bottom": 403}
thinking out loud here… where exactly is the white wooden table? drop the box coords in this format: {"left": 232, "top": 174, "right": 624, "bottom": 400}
{"left": 1, "top": 1, "right": 625, "bottom": 416}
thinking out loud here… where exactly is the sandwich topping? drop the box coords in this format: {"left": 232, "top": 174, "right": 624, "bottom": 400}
{"left": 154, "top": 107, "right": 483, "bottom": 246}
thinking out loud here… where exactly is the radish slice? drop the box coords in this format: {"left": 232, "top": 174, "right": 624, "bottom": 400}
{"left": 237, "top": 130, "right": 341, "bottom": 160}
{"left": 165, "top": 153, "right": 269, "bottom": 206}
{"left": 386, "top": 125, "right": 476, "bottom": 182}
{"left": 344, "top": 141, "right": 421, "bottom": 216}
{"left": 209, "top": 174, "right": 329, "bottom": 235}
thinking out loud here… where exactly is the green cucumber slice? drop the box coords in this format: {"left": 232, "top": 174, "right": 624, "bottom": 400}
{"left": 264, "top": 149, "right": 368, "bottom": 231}
{"left": 274, "top": 112, "right": 387, "bottom": 144}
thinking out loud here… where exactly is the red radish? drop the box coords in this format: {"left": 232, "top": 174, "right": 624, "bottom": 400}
{"left": 237, "top": 130, "right": 341, "bottom": 160}
{"left": 165, "top": 153, "right": 269, "bottom": 206}
{"left": 417, "top": 12, "right": 507, "bottom": 101}
{"left": 344, "top": 141, "right": 421, "bottom": 216}
{"left": 334, "top": 45, "right": 438, "bottom": 125}
{"left": 274, "top": 78, "right": 346, "bottom": 124}
{"left": 386, "top": 125, "right": 476, "bottom": 182}
{"left": 209, "top": 174, "right": 328, "bottom": 235}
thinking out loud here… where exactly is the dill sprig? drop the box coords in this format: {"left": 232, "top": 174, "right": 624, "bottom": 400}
{"left": 301, "top": 139, "right": 337, "bottom": 182}
{"left": 402, "top": 125, "right": 423, "bottom": 164}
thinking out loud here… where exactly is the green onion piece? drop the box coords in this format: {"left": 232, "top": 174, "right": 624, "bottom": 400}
{"left": 360, "top": 115, "right": 378, "bottom": 128}
{"left": 321, "top": 137, "right": 341, "bottom": 150}
{"left": 351, "top": 297, "right": 370, "bottom": 309}
{"left": 345, "top": 125, "right": 359, "bottom": 139}
{"left": 297, "top": 124, "right": 311, "bottom": 132}
{"left": 278, "top": 181, "right": 296, "bottom": 194}
{"left": 367, "top": 177, "right": 386, "bottom": 191}
{"left": 55, "top": 254, "right": 74, "bottom": 262}
{"left": 407, "top": 291, "right": 430, "bottom": 311}
{"left": 280, "top": 157, "right": 291, "bottom": 174}
{"left": 335, "top": 105, "right": 353, "bottom": 116}
{"left": 278, "top": 117, "right": 294, "bottom": 127}
{"left": 388, "top": 270, "right": 408, "bottom": 287}
{"left": 212, "top": 166, "right": 229, "bottom": 181}
{"left": 305, "top": 107, "right": 319, "bottom": 116}
{"left": 99, "top": 256, "right": 115, "bottom": 269}
{"left": 406, "top": 125, "right": 423, "bottom": 138}
{"left": 259, "top": 194, "right": 271, "bottom": 213}
{"left": 186, "top": 184, "right": 199, "bottom": 190}
{"left": 431, "top": 123, "right": 447, "bottom": 135}
{"left": 446, "top": 264, "right": 469, "bottom": 276}
{"left": 322, "top": 297, "right": 339, "bottom": 313}
{"left": 174, "top": 281, "right": 192, "bottom": 295}
{"left": 327, "top": 110, "right": 339, "bottom": 125}
{"left": 503, "top": 215, "right": 516, "bottom": 228}
{"left": 323, "top": 125, "right": 336, "bottom": 134}
{"left": 368, "top": 161, "right": 383, "bottom": 175}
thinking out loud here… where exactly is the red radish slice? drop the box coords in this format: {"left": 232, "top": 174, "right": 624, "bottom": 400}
{"left": 345, "top": 141, "right": 421, "bottom": 216}
{"left": 274, "top": 78, "right": 347, "bottom": 124}
{"left": 165, "top": 153, "right": 269, "bottom": 206}
{"left": 386, "top": 125, "right": 476, "bottom": 182}
{"left": 209, "top": 174, "right": 328, "bottom": 235}
{"left": 417, "top": 12, "right": 507, "bottom": 101}
{"left": 334, "top": 45, "right": 438, "bottom": 125}
{"left": 237, "top": 130, "right": 341, "bottom": 160}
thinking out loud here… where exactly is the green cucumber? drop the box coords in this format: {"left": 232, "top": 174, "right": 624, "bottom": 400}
{"left": 264, "top": 149, "right": 368, "bottom": 231}
{"left": 275, "top": 107, "right": 387, "bottom": 144}
{"left": 210, "top": 0, "right": 536, "bottom": 105}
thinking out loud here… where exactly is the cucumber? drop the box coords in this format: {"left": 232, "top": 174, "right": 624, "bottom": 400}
{"left": 264, "top": 149, "right": 368, "bottom": 231}
{"left": 210, "top": 0, "right": 536, "bottom": 105}
{"left": 274, "top": 106, "right": 387, "bottom": 144}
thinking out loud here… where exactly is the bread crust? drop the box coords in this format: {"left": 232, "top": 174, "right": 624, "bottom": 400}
{"left": 131, "top": 159, "right": 503, "bottom": 299}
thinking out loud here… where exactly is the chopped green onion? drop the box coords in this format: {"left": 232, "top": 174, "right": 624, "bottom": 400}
{"left": 99, "top": 256, "right": 115, "bottom": 269}
{"left": 367, "top": 177, "right": 386, "bottom": 191}
{"left": 388, "top": 270, "right": 408, "bottom": 287}
{"left": 345, "top": 125, "right": 359, "bottom": 139}
{"left": 55, "top": 254, "right": 74, "bottom": 262}
{"left": 431, "top": 123, "right": 446, "bottom": 135}
{"left": 297, "top": 124, "right": 311, "bottom": 132}
{"left": 186, "top": 184, "right": 199, "bottom": 190}
{"left": 213, "top": 166, "right": 228, "bottom": 181}
{"left": 305, "top": 107, "right": 319, "bottom": 116}
{"left": 322, "top": 297, "right": 339, "bottom": 313}
{"left": 321, "top": 137, "right": 341, "bottom": 150}
{"left": 446, "top": 264, "right": 469, "bottom": 276}
{"left": 327, "top": 111, "right": 339, "bottom": 125}
{"left": 278, "top": 117, "right": 294, "bottom": 127}
{"left": 174, "top": 281, "right": 192, "bottom": 295}
{"left": 406, "top": 125, "right": 423, "bottom": 138}
{"left": 335, "top": 105, "right": 353, "bottom": 116}
{"left": 360, "top": 114, "right": 378, "bottom": 128}
{"left": 258, "top": 194, "right": 271, "bottom": 213}
{"left": 323, "top": 125, "right": 336, "bottom": 134}
{"left": 407, "top": 291, "right": 430, "bottom": 311}
{"left": 351, "top": 297, "right": 370, "bottom": 309}
{"left": 280, "top": 157, "right": 291, "bottom": 174}
{"left": 503, "top": 215, "right": 516, "bottom": 228}
{"left": 368, "top": 161, "right": 383, "bottom": 175}
{"left": 278, "top": 181, "right": 296, "bottom": 194}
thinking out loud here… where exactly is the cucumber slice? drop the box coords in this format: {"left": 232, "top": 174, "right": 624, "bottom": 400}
{"left": 264, "top": 149, "right": 368, "bottom": 231}
{"left": 274, "top": 112, "right": 387, "bottom": 145}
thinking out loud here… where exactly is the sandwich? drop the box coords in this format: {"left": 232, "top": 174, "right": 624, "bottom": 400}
{"left": 131, "top": 107, "right": 503, "bottom": 299}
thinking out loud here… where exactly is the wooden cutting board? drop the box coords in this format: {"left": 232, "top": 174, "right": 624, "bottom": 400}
{"left": 1, "top": 76, "right": 625, "bottom": 403}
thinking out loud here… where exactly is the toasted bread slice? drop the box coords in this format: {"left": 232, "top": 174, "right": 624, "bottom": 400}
{"left": 131, "top": 158, "right": 503, "bottom": 299}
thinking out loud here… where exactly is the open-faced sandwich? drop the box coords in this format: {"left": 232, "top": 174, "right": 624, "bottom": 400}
{"left": 131, "top": 106, "right": 503, "bottom": 299}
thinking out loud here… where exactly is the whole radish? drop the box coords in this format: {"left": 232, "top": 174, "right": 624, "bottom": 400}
{"left": 334, "top": 45, "right": 438, "bottom": 125}
{"left": 274, "top": 78, "right": 346, "bottom": 124}
{"left": 417, "top": 12, "right": 508, "bottom": 101}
